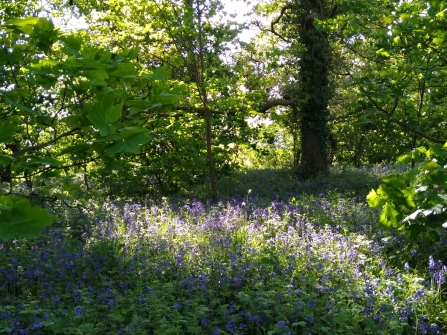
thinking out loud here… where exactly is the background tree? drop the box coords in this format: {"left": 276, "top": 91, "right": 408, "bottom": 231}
{"left": 337, "top": 0, "right": 447, "bottom": 164}
{"left": 253, "top": 0, "right": 339, "bottom": 178}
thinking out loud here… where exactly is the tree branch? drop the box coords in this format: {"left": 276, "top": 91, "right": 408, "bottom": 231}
{"left": 389, "top": 118, "right": 445, "bottom": 144}
{"left": 12, "top": 128, "right": 80, "bottom": 158}
{"left": 268, "top": 5, "right": 292, "bottom": 42}
{"left": 258, "top": 98, "right": 295, "bottom": 113}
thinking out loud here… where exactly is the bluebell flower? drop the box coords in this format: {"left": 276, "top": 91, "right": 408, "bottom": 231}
{"left": 434, "top": 271, "right": 445, "bottom": 285}
{"left": 430, "top": 323, "right": 440, "bottom": 334}
{"left": 400, "top": 309, "right": 408, "bottom": 322}
{"left": 304, "top": 316, "right": 314, "bottom": 323}
{"left": 32, "top": 317, "right": 43, "bottom": 329}
{"left": 75, "top": 306, "right": 84, "bottom": 317}
{"left": 429, "top": 255, "right": 436, "bottom": 273}
{"left": 278, "top": 320, "right": 289, "bottom": 328}
{"left": 200, "top": 316, "right": 208, "bottom": 326}
{"left": 173, "top": 302, "right": 182, "bottom": 309}
{"left": 418, "top": 320, "right": 428, "bottom": 334}
{"left": 226, "top": 320, "right": 236, "bottom": 333}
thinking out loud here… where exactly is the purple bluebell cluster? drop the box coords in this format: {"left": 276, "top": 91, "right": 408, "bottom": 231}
{"left": 0, "top": 167, "right": 446, "bottom": 334}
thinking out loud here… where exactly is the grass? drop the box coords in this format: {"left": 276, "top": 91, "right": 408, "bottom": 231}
{"left": 0, "top": 165, "right": 446, "bottom": 334}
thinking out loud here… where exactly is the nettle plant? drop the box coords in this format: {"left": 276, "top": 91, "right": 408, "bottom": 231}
{"left": 368, "top": 143, "right": 447, "bottom": 240}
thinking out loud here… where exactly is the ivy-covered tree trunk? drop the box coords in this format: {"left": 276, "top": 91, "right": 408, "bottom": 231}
{"left": 295, "top": 0, "right": 332, "bottom": 178}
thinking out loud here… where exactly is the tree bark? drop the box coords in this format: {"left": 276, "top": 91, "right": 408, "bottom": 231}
{"left": 296, "top": 0, "right": 332, "bottom": 178}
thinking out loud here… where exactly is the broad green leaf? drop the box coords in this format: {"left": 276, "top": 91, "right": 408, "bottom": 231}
{"left": 1, "top": 94, "right": 36, "bottom": 116}
{"left": 60, "top": 34, "right": 83, "bottom": 54}
{"left": 4, "top": 17, "right": 41, "bottom": 34}
{"left": 427, "top": 144, "right": 447, "bottom": 158}
{"left": 382, "top": 175, "right": 406, "bottom": 189}
{"left": 433, "top": 38, "right": 444, "bottom": 46}
{"left": 423, "top": 204, "right": 445, "bottom": 216}
{"left": 83, "top": 69, "right": 109, "bottom": 82}
{"left": 367, "top": 189, "right": 381, "bottom": 207}
{"left": 36, "top": 114, "right": 53, "bottom": 126}
{"left": 397, "top": 153, "right": 412, "bottom": 164}
{"left": 0, "top": 155, "right": 14, "bottom": 167}
{"left": 80, "top": 47, "right": 98, "bottom": 59}
{"left": 399, "top": 13, "right": 411, "bottom": 23}
{"left": 152, "top": 66, "right": 170, "bottom": 81}
{"left": 113, "top": 63, "right": 137, "bottom": 78}
{"left": 38, "top": 170, "right": 61, "bottom": 178}
{"left": 106, "top": 132, "right": 151, "bottom": 155}
{"left": 86, "top": 95, "right": 122, "bottom": 136}
{"left": 0, "top": 122, "right": 19, "bottom": 143}
{"left": 423, "top": 161, "right": 439, "bottom": 172}
{"left": 118, "top": 126, "right": 148, "bottom": 138}
{"left": 0, "top": 195, "right": 54, "bottom": 240}
{"left": 122, "top": 47, "right": 139, "bottom": 59}
{"left": 407, "top": 224, "right": 425, "bottom": 239}
{"left": 379, "top": 202, "right": 399, "bottom": 229}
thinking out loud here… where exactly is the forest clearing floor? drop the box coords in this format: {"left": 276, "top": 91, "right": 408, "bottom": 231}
{"left": 0, "top": 165, "right": 446, "bottom": 334}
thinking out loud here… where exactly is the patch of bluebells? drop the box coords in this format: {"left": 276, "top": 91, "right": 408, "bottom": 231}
{"left": 1, "top": 168, "right": 447, "bottom": 333}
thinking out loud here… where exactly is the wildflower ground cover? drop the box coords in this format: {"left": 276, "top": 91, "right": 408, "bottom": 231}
{"left": 0, "top": 166, "right": 446, "bottom": 334}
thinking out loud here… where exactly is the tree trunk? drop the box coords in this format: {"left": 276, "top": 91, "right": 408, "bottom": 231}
{"left": 300, "top": 127, "right": 328, "bottom": 177}
{"left": 196, "top": 0, "right": 217, "bottom": 198}
{"left": 296, "top": 0, "right": 332, "bottom": 179}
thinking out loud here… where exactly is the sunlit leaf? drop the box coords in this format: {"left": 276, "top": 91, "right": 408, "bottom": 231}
{"left": 379, "top": 202, "right": 399, "bottom": 229}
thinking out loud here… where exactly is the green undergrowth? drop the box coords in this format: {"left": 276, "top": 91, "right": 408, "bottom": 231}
{"left": 0, "top": 165, "right": 445, "bottom": 334}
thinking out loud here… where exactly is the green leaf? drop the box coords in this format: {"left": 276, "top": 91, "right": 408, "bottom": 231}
{"left": 397, "top": 153, "right": 411, "bottom": 164}
{"left": 0, "top": 155, "right": 14, "bottom": 167}
{"left": 379, "top": 202, "right": 399, "bottom": 229}
{"left": 59, "top": 143, "right": 92, "bottom": 155}
{"left": 112, "top": 63, "right": 137, "bottom": 78}
{"left": 0, "top": 122, "right": 19, "bottom": 143}
{"left": 423, "top": 204, "right": 445, "bottom": 216}
{"left": 80, "top": 47, "right": 99, "bottom": 59}
{"left": 86, "top": 95, "right": 122, "bottom": 136}
{"left": 3, "top": 17, "right": 41, "bottom": 34}
{"left": 433, "top": 38, "right": 444, "bottom": 46}
{"left": 382, "top": 175, "right": 406, "bottom": 189}
{"left": 106, "top": 131, "right": 151, "bottom": 155}
{"left": 152, "top": 66, "right": 170, "bottom": 81}
{"left": 407, "top": 224, "right": 425, "bottom": 239}
{"left": 367, "top": 189, "right": 381, "bottom": 208}
{"left": 0, "top": 196, "right": 54, "bottom": 240}
{"left": 0, "top": 94, "right": 36, "bottom": 116}
{"left": 83, "top": 69, "right": 109, "bottom": 83}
